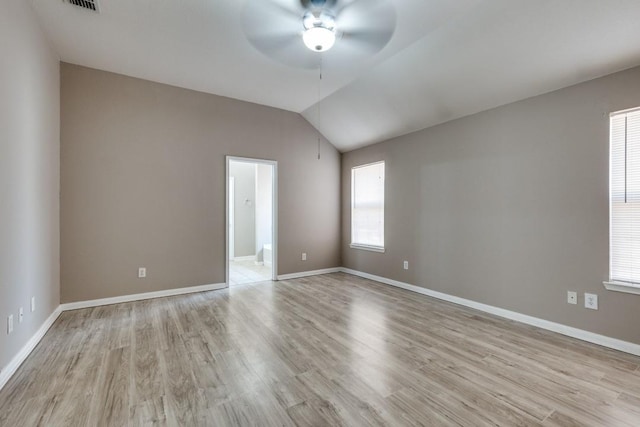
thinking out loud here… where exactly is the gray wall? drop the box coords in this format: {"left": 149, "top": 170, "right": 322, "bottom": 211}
{"left": 342, "top": 65, "right": 640, "bottom": 345}
{"left": 61, "top": 63, "right": 341, "bottom": 303}
{"left": 229, "top": 161, "right": 256, "bottom": 258}
{"left": 0, "top": 1, "right": 60, "bottom": 371}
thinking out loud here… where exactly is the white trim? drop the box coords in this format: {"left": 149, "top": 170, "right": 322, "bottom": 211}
{"left": 272, "top": 163, "right": 278, "bottom": 281}
{"left": 349, "top": 244, "right": 385, "bottom": 253}
{"left": 0, "top": 273, "right": 305, "bottom": 396}
{"left": 226, "top": 156, "right": 278, "bottom": 285}
{"left": 341, "top": 268, "right": 640, "bottom": 357}
{"left": 610, "top": 105, "right": 640, "bottom": 117}
{"left": 226, "top": 157, "right": 231, "bottom": 286}
{"left": 59, "top": 283, "right": 226, "bottom": 311}
{"left": 0, "top": 307, "right": 62, "bottom": 390}
{"left": 350, "top": 161, "right": 386, "bottom": 252}
{"left": 603, "top": 281, "right": 640, "bottom": 295}
{"left": 0, "top": 281, "right": 227, "bottom": 391}
{"left": 232, "top": 255, "right": 256, "bottom": 262}
{"left": 3, "top": 270, "right": 639, "bottom": 394}
{"left": 277, "top": 268, "right": 341, "bottom": 281}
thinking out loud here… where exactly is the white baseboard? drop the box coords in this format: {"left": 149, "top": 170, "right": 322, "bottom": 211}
{"left": 0, "top": 306, "right": 62, "bottom": 390}
{"left": 59, "top": 282, "right": 227, "bottom": 311}
{"left": 340, "top": 268, "right": 640, "bottom": 357}
{"left": 1, "top": 282, "right": 228, "bottom": 392}
{"left": 277, "top": 268, "right": 341, "bottom": 281}
{"left": 232, "top": 255, "right": 255, "bottom": 262}
{"left": 3, "top": 268, "right": 638, "bottom": 395}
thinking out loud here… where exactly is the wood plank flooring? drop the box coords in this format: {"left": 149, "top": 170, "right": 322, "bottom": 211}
{"left": 1, "top": 272, "right": 640, "bottom": 426}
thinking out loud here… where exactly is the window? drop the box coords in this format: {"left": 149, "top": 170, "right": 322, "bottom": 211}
{"left": 351, "top": 161, "right": 385, "bottom": 252}
{"left": 605, "top": 108, "right": 640, "bottom": 294}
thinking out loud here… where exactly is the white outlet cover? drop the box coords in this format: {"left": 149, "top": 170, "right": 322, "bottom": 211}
{"left": 584, "top": 293, "right": 598, "bottom": 310}
{"left": 403, "top": 261, "right": 409, "bottom": 270}
{"left": 567, "top": 291, "right": 577, "bottom": 305}
{"left": 7, "top": 315, "right": 13, "bottom": 334}
{"left": 138, "top": 267, "right": 146, "bottom": 278}
{"left": 302, "top": 253, "right": 307, "bottom": 261}
{"left": 31, "top": 297, "right": 35, "bottom": 312}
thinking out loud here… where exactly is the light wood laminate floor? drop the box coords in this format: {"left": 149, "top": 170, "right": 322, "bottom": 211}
{"left": 1, "top": 273, "right": 640, "bottom": 426}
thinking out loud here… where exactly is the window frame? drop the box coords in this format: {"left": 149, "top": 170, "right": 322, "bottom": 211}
{"left": 603, "top": 106, "right": 640, "bottom": 295}
{"left": 350, "top": 161, "right": 386, "bottom": 253}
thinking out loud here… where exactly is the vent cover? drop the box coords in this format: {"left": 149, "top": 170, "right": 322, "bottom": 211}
{"left": 66, "top": 0, "right": 100, "bottom": 13}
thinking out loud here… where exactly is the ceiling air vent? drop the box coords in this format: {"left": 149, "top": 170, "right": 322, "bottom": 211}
{"left": 66, "top": 0, "right": 100, "bottom": 13}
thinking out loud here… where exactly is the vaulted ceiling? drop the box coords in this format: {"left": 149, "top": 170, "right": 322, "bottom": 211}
{"left": 31, "top": 0, "right": 640, "bottom": 152}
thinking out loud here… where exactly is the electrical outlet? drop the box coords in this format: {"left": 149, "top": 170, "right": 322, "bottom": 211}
{"left": 584, "top": 293, "right": 598, "bottom": 310}
{"left": 403, "top": 261, "right": 409, "bottom": 270}
{"left": 7, "top": 315, "right": 13, "bottom": 334}
{"left": 19, "top": 307, "right": 24, "bottom": 323}
{"left": 138, "top": 267, "right": 147, "bottom": 278}
{"left": 302, "top": 253, "right": 307, "bottom": 261}
{"left": 567, "top": 291, "right": 577, "bottom": 305}
{"left": 31, "top": 297, "right": 35, "bottom": 313}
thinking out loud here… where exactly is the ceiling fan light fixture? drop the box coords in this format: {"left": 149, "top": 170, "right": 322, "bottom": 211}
{"left": 302, "top": 9, "right": 336, "bottom": 52}
{"left": 303, "top": 26, "right": 336, "bottom": 52}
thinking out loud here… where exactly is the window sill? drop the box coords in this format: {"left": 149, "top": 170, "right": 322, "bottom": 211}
{"left": 350, "top": 244, "right": 385, "bottom": 253}
{"left": 603, "top": 281, "right": 640, "bottom": 295}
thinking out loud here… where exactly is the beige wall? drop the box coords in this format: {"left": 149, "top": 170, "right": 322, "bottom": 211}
{"left": 61, "top": 64, "right": 341, "bottom": 303}
{"left": 0, "top": 1, "right": 60, "bottom": 371}
{"left": 342, "top": 66, "right": 640, "bottom": 345}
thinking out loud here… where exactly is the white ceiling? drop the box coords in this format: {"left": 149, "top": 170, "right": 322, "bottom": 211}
{"left": 31, "top": 0, "right": 640, "bottom": 152}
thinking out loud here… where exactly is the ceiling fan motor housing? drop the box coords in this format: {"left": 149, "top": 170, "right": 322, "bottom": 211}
{"left": 303, "top": 10, "right": 336, "bottom": 32}
{"left": 243, "top": 0, "right": 395, "bottom": 64}
{"left": 302, "top": 0, "right": 337, "bottom": 9}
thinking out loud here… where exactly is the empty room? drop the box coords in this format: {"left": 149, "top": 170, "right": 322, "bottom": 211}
{"left": 2, "top": 0, "right": 640, "bottom": 425}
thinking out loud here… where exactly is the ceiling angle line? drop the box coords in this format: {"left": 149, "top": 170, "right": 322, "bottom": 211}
{"left": 317, "top": 55, "right": 323, "bottom": 160}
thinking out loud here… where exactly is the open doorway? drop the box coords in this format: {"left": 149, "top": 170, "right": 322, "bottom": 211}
{"left": 226, "top": 156, "right": 277, "bottom": 286}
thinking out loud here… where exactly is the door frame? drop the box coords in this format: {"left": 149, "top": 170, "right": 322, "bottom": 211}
{"left": 228, "top": 176, "right": 235, "bottom": 261}
{"left": 226, "top": 156, "right": 278, "bottom": 286}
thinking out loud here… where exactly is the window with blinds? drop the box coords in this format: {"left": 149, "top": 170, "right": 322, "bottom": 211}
{"left": 351, "top": 161, "right": 385, "bottom": 252}
{"left": 609, "top": 108, "right": 640, "bottom": 288}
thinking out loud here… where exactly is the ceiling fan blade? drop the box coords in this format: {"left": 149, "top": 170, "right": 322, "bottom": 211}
{"left": 333, "top": 0, "right": 395, "bottom": 54}
{"left": 334, "top": 0, "right": 359, "bottom": 15}
{"left": 243, "top": 0, "right": 326, "bottom": 68}
{"left": 336, "top": 0, "right": 395, "bottom": 33}
{"left": 246, "top": 29, "right": 323, "bottom": 69}
{"left": 339, "top": 28, "right": 394, "bottom": 54}
{"left": 242, "top": 0, "right": 396, "bottom": 68}
{"left": 260, "top": 0, "right": 304, "bottom": 20}
{"left": 243, "top": 0, "right": 302, "bottom": 39}
{"left": 247, "top": 33, "right": 301, "bottom": 53}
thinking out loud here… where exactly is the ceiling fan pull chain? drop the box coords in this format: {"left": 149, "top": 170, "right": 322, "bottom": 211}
{"left": 317, "top": 56, "right": 323, "bottom": 160}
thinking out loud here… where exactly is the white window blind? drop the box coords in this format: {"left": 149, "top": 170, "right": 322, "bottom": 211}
{"left": 351, "top": 161, "right": 385, "bottom": 250}
{"left": 610, "top": 108, "right": 640, "bottom": 286}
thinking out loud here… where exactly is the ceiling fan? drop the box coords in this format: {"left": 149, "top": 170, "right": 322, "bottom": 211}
{"left": 242, "top": 0, "right": 397, "bottom": 69}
